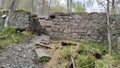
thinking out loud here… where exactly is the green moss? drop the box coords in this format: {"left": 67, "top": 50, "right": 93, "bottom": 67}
{"left": 0, "top": 8, "right": 31, "bottom": 15}
{"left": 15, "top": 8, "right": 31, "bottom": 15}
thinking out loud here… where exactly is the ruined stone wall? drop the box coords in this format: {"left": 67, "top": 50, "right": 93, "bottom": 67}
{"left": 0, "top": 10, "right": 43, "bottom": 34}
{"left": 39, "top": 12, "right": 120, "bottom": 43}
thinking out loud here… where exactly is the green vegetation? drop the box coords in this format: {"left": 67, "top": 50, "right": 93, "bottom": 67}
{"left": 54, "top": 40, "right": 119, "bottom": 68}
{"left": 38, "top": 57, "right": 50, "bottom": 62}
{"left": 1, "top": 26, "right": 16, "bottom": 35}
{"left": 58, "top": 47, "right": 72, "bottom": 60}
{"left": 76, "top": 55, "right": 95, "bottom": 68}
{"left": 95, "top": 54, "right": 116, "bottom": 68}
{"left": 15, "top": 8, "right": 31, "bottom": 15}
{"left": 0, "top": 26, "right": 32, "bottom": 50}
{"left": 73, "top": 1, "right": 83, "bottom": 12}
{"left": 80, "top": 42, "right": 108, "bottom": 55}
{"left": 0, "top": 9, "right": 31, "bottom": 15}
{"left": 77, "top": 42, "right": 118, "bottom": 68}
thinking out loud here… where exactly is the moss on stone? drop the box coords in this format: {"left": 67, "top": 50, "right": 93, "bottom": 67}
{"left": 0, "top": 9, "right": 9, "bottom": 14}
{"left": 15, "top": 9, "right": 31, "bottom": 15}
{"left": 0, "top": 9, "right": 31, "bottom": 15}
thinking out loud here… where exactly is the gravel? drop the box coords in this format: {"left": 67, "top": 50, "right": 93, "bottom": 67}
{"left": 0, "top": 37, "right": 46, "bottom": 68}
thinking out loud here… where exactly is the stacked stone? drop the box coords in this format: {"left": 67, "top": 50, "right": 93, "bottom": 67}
{"left": 43, "top": 12, "right": 120, "bottom": 43}
{"left": 0, "top": 10, "right": 43, "bottom": 34}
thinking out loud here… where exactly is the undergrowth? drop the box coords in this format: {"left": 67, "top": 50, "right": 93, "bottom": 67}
{"left": 0, "top": 26, "right": 32, "bottom": 50}
{"left": 53, "top": 40, "right": 119, "bottom": 68}
{"left": 38, "top": 57, "right": 50, "bottom": 62}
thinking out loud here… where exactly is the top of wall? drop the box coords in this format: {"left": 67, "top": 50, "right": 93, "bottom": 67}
{"left": 0, "top": 9, "right": 31, "bottom": 15}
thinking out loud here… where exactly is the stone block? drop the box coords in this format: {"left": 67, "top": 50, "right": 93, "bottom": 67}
{"left": 35, "top": 49, "right": 51, "bottom": 62}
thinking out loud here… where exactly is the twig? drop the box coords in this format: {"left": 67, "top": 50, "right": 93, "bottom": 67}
{"left": 71, "top": 57, "right": 76, "bottom": 68}
{"left": 11, "top": 35, "right": 18, "bottom": 43}
{"left": 35, "top": 42, "right": 52, "bottom": 49}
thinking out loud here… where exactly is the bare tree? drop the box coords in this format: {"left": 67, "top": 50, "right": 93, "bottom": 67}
{"left": 48, "top": 0, "right": 52, "bottom": 14}
{"left": 67, "top": 0, "right": 72, "bottom": 13}
{"left": 111, "top": 0, "right": 115, "bottom": 15}
{"left": 70, "top": 0, "right": 73, "bottom": 12}
{"left": 31, "top": 0, "right": 34, "bottom": 12}
{"left": 67, "top": 0, "right": 70, "bottom": 13}
{"left": 42, "top": 0, "right": 45, "bottom": 15}
{"left": 4, "top": 0, "right": 16, "bottom": 27}
{"left": 0, "top": 0, "right": 3, "bottom": 8}
{"left": 106, "top": 0, "right": 112, "bottom": 54}
{"left": 96, "top": 0, "right": 112, "bottom": 54}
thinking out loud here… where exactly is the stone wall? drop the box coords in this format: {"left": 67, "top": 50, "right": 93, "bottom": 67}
{"left": 0, "top": 10, "right": 43, "bottom": 34}
{"left": 39, "top": 12, "right": 120, "bottom": 43}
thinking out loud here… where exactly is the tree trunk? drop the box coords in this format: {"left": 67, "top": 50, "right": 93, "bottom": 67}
{"left": 42, "top": 0, "right": 45, "bottom": 15}
{"left": 48, "top": 0, "right": 51, "bottom": 14}
{"left": 69, "top": 0, "right": 72, "bottom": 12}
{"left": 83, "top": 0, "right": 86, "bottom": 12}
{"left": 67, "top": 0, "right": 70, "bottom": 13}
{"left": 4, "top": 0, "right": 16, "bottom": 27}
{"left": 106, "top": 0, "right": 112, "bottom": 54}
{"left": 111, "top": 0, "right": 115, "bottom": 15}
{"left": 31, "top": 0, "right": 34, "bottom": 13}
{"left": 0, "top": 0, "right": 3, "bottom": 8}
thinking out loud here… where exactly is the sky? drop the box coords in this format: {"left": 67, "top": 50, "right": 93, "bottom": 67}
{"left": 60, "top": 0, "right": 105, "bottom": 12}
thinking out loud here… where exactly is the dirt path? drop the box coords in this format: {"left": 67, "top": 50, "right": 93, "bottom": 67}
{"left": 0, "top": 35, "right": 50, "bottom": 68}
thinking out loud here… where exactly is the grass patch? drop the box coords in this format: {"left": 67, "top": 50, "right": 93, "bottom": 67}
{"left": 0, "top": 26, "right": 32, "bottom": 50}
{"left": 80, "top": 42, "right": 108, "bottom": 55}
{"left": 95, "top": 54, "right": 116, "bottom": 68}
{"left": 38, "top": 57, "right": 50, "bottom": 62}
{"left": 58, "top": 47, "right": 72, "bottom": 60}
{"left": 49, "top": 40, "right": 119, "bottom": 68}
{"left": 76, "top": 55, "right": 95, "bottom": 68}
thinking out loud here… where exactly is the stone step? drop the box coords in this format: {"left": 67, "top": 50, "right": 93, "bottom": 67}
{"left": 35, "top": 49, "right": 51, "bottom": 62}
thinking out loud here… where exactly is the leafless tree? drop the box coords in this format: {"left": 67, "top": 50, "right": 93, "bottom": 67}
{"left": 48, "top": 0, "right": 52, "bottom": 14}
{"left": 42, "top": 0, "right": 45, "bottom": 15}
{"left": 67, "top": 0, "right": 70, "bottom": 13}
{"left": 4, "top": 0, "right": 17, "bottom": 27}
{"left": 67, "top": 0, "right": 73, "bottom": 13}
{"left": 106, "top": 0, "right": 112, "bottom": 54}
{"left": 111, "top": 0, "right": 115, "bottom": 15}
{"left": 96, "top": 0, "right": 112, "bottom": 54}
